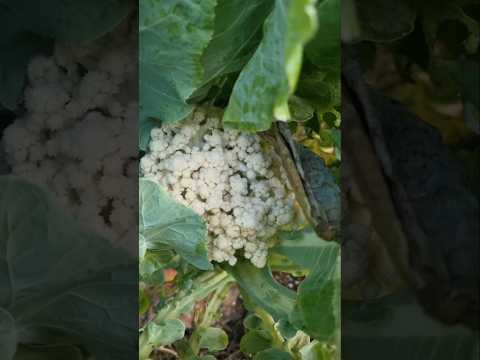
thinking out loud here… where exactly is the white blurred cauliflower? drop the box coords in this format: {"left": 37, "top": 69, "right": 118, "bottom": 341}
{"left": 1, "top": 19, "right": 137, "bottom": 251}
{"left": 140, "top": 107, "right": 296, "bottom": 268}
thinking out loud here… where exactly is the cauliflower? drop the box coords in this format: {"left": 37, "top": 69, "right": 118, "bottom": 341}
{"left": 1, "top": 18, "right": 138, "bottom": 252}
{"left": 140, "top": 107, "right": 296, "bottom": 268}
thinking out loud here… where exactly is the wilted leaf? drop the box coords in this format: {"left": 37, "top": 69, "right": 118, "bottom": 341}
{"left": 277, "top": 123, "right": 341, "bottom": 239}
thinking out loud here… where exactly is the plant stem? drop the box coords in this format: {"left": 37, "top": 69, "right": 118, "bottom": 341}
{"left": 158, "top": 270, "right": 231, "bottom": 321}
{"left": 191, "top": 279, "right": 234, "bottom": 354}
{"left": 158, "top": 346, "right": 179, "bottom": 358}
{"left": 140, "top": 270, "right": 233, "bottom": 360}
{"left": 199, "top": 279, "right": 233, "bottom": 328}
{"left": 254, "top": 307, "right": 285, "bottom": 349}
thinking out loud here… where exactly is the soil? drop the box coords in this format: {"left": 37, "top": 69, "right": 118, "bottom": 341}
{"left": 273, "top": 271, "right": 305, "bottom": 291}
{"left": 214, "top": 286, "right": 249, "bottom": 360}
{"left": 152, "top": 284, "right": 250, "bottom": 360}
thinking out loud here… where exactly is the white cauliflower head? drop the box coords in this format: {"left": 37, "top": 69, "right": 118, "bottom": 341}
{"left": 140, "top": 107, "right": 296, "bottom": 268}
{"left": 1, "top": 18, "right": 138, "bottom": 252}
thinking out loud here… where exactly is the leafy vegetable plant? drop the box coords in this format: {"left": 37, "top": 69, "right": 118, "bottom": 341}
{"left": 139, "top": 0, "right": 341, "bottom": 359}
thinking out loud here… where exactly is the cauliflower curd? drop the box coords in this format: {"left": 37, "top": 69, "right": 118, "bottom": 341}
{"left": 2, "top": 20, "right": 137, "bottom": 250}
{"left": 141, "top": 108, "right": 295, "bottom": 268}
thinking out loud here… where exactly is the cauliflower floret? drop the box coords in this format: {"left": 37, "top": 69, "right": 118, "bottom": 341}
{"left": 25, "top": 84, "right": 70, "bottom": 113}
{"left": 28, "top": 56, "right": 61, "bottom": 85}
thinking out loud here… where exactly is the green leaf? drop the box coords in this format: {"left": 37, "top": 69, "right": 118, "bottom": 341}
{"left": 197, "top": 327, "right": 229, "bottom": 352}
{"left": 289, "top": 96, "right": 315, "bottom": 122}
{"left": 173, "top": 339, "right": 198, "bottom": 359}
{"left": 243, "top": 314, "right": 263, "bottom": 330}
{"left": 0, "top": 176, "right": 137, "bottom": 360}
{"left": 273, "top": 227, "right": 330, "bottom": 269}
{"left": 254, "top": 348, "right": 294, "bottom": 360}
{"left": 224, "top": 259, "right": 296, "bottom": 321}
{"left": 139, "top": 253, "right": 165, "bottom": 285}
{"left": 200, "top": 0, "right": 274, "bottom": 85}
{"left": 139, "top": 119, "right": 155, "bottom": 152}
{"left": 305, "top": 0, "right": 340, "bottom": 74}
{"left": 0, "top": 0, "right": 132, "bottom": 42}
{"left": 154, "top": 271, "right": 231, "bottom": 323}
{"left": 139, "top": 233, "right": 147, "bottom": 260}
{"left": 342, "top": 291, "right": 478, "bottom": 360}
{"left": 290, "top": 241, "right": 340, "bottom": 342}
{"left": 146, "top": 319, "right": 186, "bottom": 347}
{"left": 276, "top": 319, "right": 298, "bottom": 339}
{"left": 140, "top": 272, "right": 232, "bottom": 358}
{"left": 139, "top": 287, "right": 151, "bottom": 317}
{"left": 139, "top": 178, "right": 212, "bottom": 270}
{"left": 240, "top": 330, "right": 273, "bottom": 354}
{"left": 271, "top": 227, "right": 340, "bottom": 341}
{"left": 296, "top": 72, "right": 340, "bottom": 113}
{"left": 223, "top": 0, "right": 318, "bottom": 131}
{"left": 299, "top": 341, "right": 330, "bottom": 360}
{"left": 139, "top": 0, "right": 217, "bottom": 149}
{"left": 0, "top": 308, "right": 16, "bottom": 359}
{"left": 12, "top": 344, "right": 85, "bottom": 360}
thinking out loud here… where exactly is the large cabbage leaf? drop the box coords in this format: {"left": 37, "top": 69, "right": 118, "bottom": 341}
{"left": 223, "top": 0, "right": 318, "bottom": 131}
{"left": 200, "top": 0, "right": 274, "bottom": 87}
{"left": 0, "top": 0, "right": 132, "bottom": 41}
{"left": 0, "top": 176, "right": 137, "bottom": 360}
{"left": 139, "top": 0, "right": 217, "bottom": 150}
{"left": 139, "top": 0, "right": 323, "bottom": 150}
{"left": 305, "top": 0, "right": 340, "bottom": 75}
{"left": 343, "top": 291, "right": 478, "bottom": 360}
